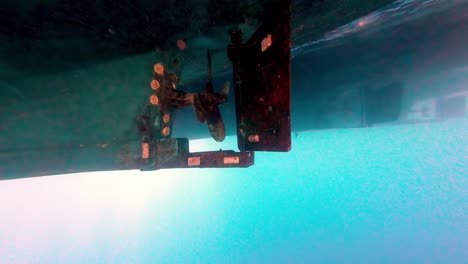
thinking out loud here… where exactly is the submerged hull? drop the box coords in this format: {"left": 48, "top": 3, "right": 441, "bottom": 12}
{"left": 1, "top": 0, "right": 467, "bottom": 179}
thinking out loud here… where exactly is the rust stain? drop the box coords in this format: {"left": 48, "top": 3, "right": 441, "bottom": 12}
{"left": 188, "top": 156, "right": 200, "bottom": 166}
{"left": 161, "top": 127, "right": 171, "bottom": 137}
{"left": 154, "top": 63, "right": 165, "bottom": 75}
{"left": 248, "top": 134, "right": 260, "bottom": 142}
{"left": 141, "top": 143, "right": 150, "bottom": 159}
{"left": 261, "top": 34, "right": 272, "bottom": 52}
{"left": 176, "top": 39, "right": 186, "bottom": 50}
{"left": 150, "top": 95, "right": 159, "bottom": 105}
{"left": 224, "top": 156, "right": 240, "bottom": 164}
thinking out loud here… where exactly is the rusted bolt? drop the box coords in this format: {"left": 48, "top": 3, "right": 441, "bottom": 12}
{"left": 162, "top": 113, "right": 170, "bottom": 123}
{"left": 161, "top": 127, "right": 171, "bottom": 136}
{"left": 154, "top": 63, "right": 164, "bottom": 75}
{"left": 248, "top": 134, "right": 260, "bottom": 142}
{"left": 150, "top": 79, "right": 160, "bottom": 90}
{"left": 150, "top": 95, "right": 159, "bottom": 105}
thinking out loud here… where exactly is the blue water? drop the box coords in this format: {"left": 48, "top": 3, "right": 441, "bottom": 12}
{"left": 1, "top": 0, "right": 467, "bottom": 263}
{"left": 1, "top": 119, "right": 467, "bottom": 263}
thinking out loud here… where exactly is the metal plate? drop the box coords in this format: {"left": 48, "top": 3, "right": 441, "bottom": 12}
{"left": 229, "top": 0, "right": 291, "bottom": 152}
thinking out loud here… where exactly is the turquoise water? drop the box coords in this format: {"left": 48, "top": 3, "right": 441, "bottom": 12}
{"left": 1, "top": 0, "right": 467, "bottom": 263}
{"left": 1, "top": 119, "right": 467, "bottom": 263}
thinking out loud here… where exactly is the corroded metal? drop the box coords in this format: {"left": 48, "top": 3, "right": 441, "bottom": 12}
{"left": 228, "top": 0, "right": 292, "bottom": 152}
{"left": 140, "top": 58, "right": 253, "bottom": 170}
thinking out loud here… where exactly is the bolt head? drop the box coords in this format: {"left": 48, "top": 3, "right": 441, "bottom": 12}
{"left": 162, "top": 114, "right": 170, "bottom": 123}
{"left": 161, "top": 127, "right": 171, "bottom": 137}
{"left": 150, "top": 95, "right": 159, "bottom": 105}
{"left": 154, "top": 63, "right": 165, "bottom": 75}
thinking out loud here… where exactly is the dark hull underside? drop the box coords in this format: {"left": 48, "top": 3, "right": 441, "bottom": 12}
{"left": 1, "top": 0, "right": 467, "bottom": 179}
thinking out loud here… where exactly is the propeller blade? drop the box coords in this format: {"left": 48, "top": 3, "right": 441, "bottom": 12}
{"left": 206, "top": 105, "right": 226, "bottom": 142}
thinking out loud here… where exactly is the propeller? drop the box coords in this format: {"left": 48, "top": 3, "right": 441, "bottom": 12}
{"left": 191, "top": 48, "right": 228, "bottom": 142}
